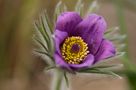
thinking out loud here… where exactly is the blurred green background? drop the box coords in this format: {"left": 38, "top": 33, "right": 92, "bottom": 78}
{"left": 0, "top": 0, "right": 136, "bottom": 90}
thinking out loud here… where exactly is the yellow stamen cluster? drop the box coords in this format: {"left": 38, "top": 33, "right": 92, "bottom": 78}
{"left": 61, "top": 36, "right": 89, "bottom": 64}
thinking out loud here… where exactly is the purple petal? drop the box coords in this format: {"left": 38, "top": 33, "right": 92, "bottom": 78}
{"left": 54, "top": 30, "right": 68, "bottom": 54}
{"left": 68, "top": 54, "right": 94, "bottom": 70}
{"left": 94, "top": 39, "right": 116, "bottom": 63}
{"left": 74, "top": 14, "right": 107, "bottom": 54}
{"left": 54, "top": 53, "right": 71, "bottom": 71}
{"left": 56, "top": 12, "right": 82, "bottom": 35}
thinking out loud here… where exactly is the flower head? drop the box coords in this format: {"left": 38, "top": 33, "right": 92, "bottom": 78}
{"left": 54, "top": 12, "right": 116, "bottom": 71}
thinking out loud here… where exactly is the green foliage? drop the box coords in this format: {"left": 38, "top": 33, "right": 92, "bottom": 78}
{"left": 126, "top": 71, "right": 136, "bottom": 90}
{"left": 75, "top": 0, "right": 84, "bottom": 15}
{"left": 33, "top": 11, "right": 55, "bottom": 65}
{"left": 79, "top": 67, "right": 122, "bottom": 79}
{"left": 53, "top": 1, "right": 67, "bottom": 24}
{"left": 114, "top": 0, "right": 136, "bottom": 90}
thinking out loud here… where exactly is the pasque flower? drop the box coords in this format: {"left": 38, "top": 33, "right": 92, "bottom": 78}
{"left": 54, "top": 12, "right": 116, "bottom": 71}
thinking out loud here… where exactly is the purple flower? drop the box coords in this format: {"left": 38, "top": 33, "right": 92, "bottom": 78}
{"left": 54, "top": 12, "right": 116, "bottom": 71}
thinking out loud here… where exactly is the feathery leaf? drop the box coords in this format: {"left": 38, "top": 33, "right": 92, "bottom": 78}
{"left": 86, "top": 0, "right": 99, "bottom": 14}
{"left": 75, "top": 0, "right": 84, "bottom": 16}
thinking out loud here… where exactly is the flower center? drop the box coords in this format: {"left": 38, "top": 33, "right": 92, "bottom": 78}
{"left": 61, "top": 36, "right": 89, "bottom": 64}
{"left": 71, "top": 44, "right": 80, "bottom": 53}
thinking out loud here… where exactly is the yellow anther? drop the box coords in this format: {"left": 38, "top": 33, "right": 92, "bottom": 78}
{"left": 61, "top": 36, "right": 89, "bottom": 64}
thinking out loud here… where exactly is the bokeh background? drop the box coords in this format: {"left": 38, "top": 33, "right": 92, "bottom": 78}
{"left": 0, "top": 0, "right": 136, "bottom": 90}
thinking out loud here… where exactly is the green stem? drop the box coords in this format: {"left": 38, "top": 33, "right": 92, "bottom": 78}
{"left": 54, "top": 69, "right": 63, "bottom": 90}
